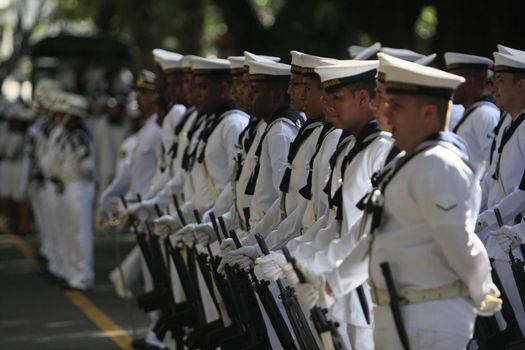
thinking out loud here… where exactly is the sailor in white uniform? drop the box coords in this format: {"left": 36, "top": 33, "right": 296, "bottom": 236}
{"left": 39, "top": 92, "right": 68, "bottom": 279}
{"left": 153, "top": 57, "right": 249, "bottom": 236}
{"left": 254, "top": 59, "right": 392, "bottom": 350}
{"left": 239, "top": 52, "right": 335, "bottom": 250}
{"left": 99, "top": 70, "right": 161, "bottom": 215}
{"left": 479, "top": 47, "right": 525, "bottom": 336}
{"left": 58, "top": 93, "right": 96, "bottom": 291}
{"left": 99, "top": 70, "right": 164, "bottom": 350}
{"left": 143, "top": 49, "right": 187, "bottom": 199}
{"left": 173, "top": 52, "right": 282, "bottom": 244}
{"left": 284, "top": 52, "right": 501, "bottom": 350}
{"left": 444, "top": 52, "right": 500, "bottom": 172}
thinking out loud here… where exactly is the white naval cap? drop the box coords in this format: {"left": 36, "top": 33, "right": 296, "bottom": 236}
{"left": 33, "top": 78, "right": 62, "bottom": 109}
{"left": 133, "top": 69, "right": 156, "bottom": 92}
{"left": 494, "top": 51, "right": 525, "bottom": 74}
{"left": 353, "top": 42, "right": 382, "bottom": 60}
{"left": 61, "top": 92, "right": 89, "bottom": 118}
{"left": 380, "top": 47, "right": 425, "bottom": 62}
{"left": 377, "top": 53, "right": 437, "bottom": 84}
{"left": 315, "top": 60, "right": 378, "bottom": 90}
{"left": 50, "top": 90, "right": 70, "bottom": 114}
{"left": 497, "top": 44, "right": 525, "bottom": 58}
{"left": 243, "top": 51, "right": 281, "bottom": 73}
{"left": 181, "top": 55, "right": 202, "bottom": 72}
{"left": 228, "top": 56, "right": 245, "bottom": 75}
{"left": 248, "top": 61, "right": 291, "bottom": 82}
{"left": 290, "top": 50, "right": 304, "bottom": 74}
{"left": 414, "top": 53, "right": 437, "bottom": 66}
{"left": 444, "top": 52, "right": 493, "bottom": 71}
{"left": 152, "top": 49, "right": 183, "bottom": 72}
{"left": 191, "top": 57, "right": 231, "bottom": 76}
{"left": 243, "top": 51, "right": 281, "bottom": 64}
{"left": 379, "top": 52, "right": 465, "bottom": 99}
{"left": 298, "top": 53, "right": 339, "bottom": 75}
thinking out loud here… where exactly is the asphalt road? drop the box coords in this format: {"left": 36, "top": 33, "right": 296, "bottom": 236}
{"left": 0, "top": 230, "right": 150, "bottom": 350}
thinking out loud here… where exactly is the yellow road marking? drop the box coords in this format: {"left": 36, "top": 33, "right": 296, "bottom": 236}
{"left": 65, "top": 291, "right": 133, "bottom": 350}
{"left": 4, "top": 233, "right": 133, "bottom": 350}
{"left": 3, "top": 233, "right": 38, "bottom": 266}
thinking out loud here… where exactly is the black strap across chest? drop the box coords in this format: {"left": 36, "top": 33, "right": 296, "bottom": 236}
{"left": 279, "top": 118, "right": 323, "bottom": 193}
{"left": 452, "top": 96, "right": 497, "bottom": 133}
{"left": 298, "top": 123, "right": 336, "bottom": 200}
{"left": 365, "top": 133, "right": 468, "bottom": 234}
{"left": 492, "top": 112, "right": 525, "bottom": 180}
{"left": 244, "top": 105, "right": 303, "bottom": 195}
{"left": 331, "top": 121, "right": 382, "bottom": 220}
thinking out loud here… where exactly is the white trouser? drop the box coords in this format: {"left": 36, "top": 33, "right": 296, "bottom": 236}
{"left": 373, "top": 305, "right": 471, "bottom": 350}
{"left": 63, "top": 181, "right": 95, "bottom": 289}
{"left": 46, "top": 182, "right": 66, "bottom": 278}
{"left": 347, "top": 323, "right": 374, "bottom": 350}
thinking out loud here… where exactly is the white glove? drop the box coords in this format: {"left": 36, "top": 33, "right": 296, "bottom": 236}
{"left": 476, "top": 210, "right": 493, "bottom": 233}
{"left": 283, "top": 261, "right": 334, "bottom": 309}
{"left": 294, "top": 283, "right": 323, "bottom": 310}
{"left": 217, "top": 253, "right": 237, "bottom": 275}
{"left": 193, "top": 223, "right": 216, "bottom": 246}
{"left": 173, "top": 225, "right": 197, "bottom": 247}
{"left": 174, "top": 224, "right": 198, "bottom": 244}
{"left": 127, "top": 200, "right": 157, "bottom": 220}
{"left": 477, "top": 282, "right": 502, "bottom": 316}
{"left": 226, "top": 245, "right": 260, "bottom": 271}
{"left": 228, "top": 254, "right": 253, "bottom": 271}
{"left": 254, "top": 252, "right": 287, "bottom": 281}
{"left": 490, "top": 225, "right": 522, "bottom": 253}
{"left": 220, "top": 238, "right": 236, "bottom": 255}
{"left": 153, "top": 215, "right": 180, "bottom": 238}
{"left": 217, "top": 238, "right": 237, "bottom": 275}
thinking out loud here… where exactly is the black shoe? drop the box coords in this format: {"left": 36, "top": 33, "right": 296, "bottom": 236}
{"left": 36, "top": 253, "right": 48, "bottom": 267}
{"left": 131, "top": 338, "right": 167, "bottom": 350}
{"left": 41, "top": 269, "right": 66, "bottom": 285}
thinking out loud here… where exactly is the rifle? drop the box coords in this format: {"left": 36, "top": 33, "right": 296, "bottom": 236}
{"left": 494, "top": 209, "right": 525, "bottom": 327}
{"left": 216, "top": 217, "right": 272, "bottom": 349}
{"left": 470, "top": 209, "right": 508, "bottom": 349}
{"left": 186, "top": 212, "right": 263, "bottom": 349}
{"left": 121, "top": 195, "right": 189, "bottom": 348}
{"left": 172, "top": 195, "right": 201, "bottom": 297}
{"left": 229, "top": 229, "right": 297, "bottom": 350}
{"left": 379, "top": 262, "right": 410, "bottom": 350}
{"left": 489, "top": 257, "right": 524, "bottom": 347}
{"left": 282, "top": 247, "right": 344, "bottom": 350}
{"left": 243, "top": 207, "right": 251, "bottom": 231}
{"left": 255, "top": 233, "right": 320, "bottom": 350}
{"left": 120, "top": 195, "right": 154, "bottom": 277}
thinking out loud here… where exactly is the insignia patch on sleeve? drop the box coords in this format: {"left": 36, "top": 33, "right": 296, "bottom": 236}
{"left": 434, "top": 193, "right": 458, "bottom": 212}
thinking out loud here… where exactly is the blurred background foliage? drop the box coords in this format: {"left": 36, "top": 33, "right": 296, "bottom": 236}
{"left": 0, "top": 0, "right": 524, "bottom": 97}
